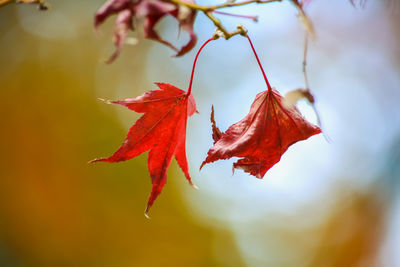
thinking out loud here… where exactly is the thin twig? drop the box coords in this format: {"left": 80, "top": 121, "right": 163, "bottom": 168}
{"left": 303, "top": 32, "right": 310, "bottom": 90}
{"left": 212, "top": 10, "right": 258, "bottom": 22}
{"left": 205, "top": 11, "right": 231, "bottom": 38}
{"left": 0, "top": 0, "right": 48, "bottom": 9}
{"left": 209, "top": 0, "right": 282, "bottom": 10}
{"left": 168, "top": 0, "right": 282, "bottom": 11}
{"left": 302, "top": 31, "right": 330, "bottom": 142}
{"left": 291, "top": 0, "right": 315, "bottom": 39}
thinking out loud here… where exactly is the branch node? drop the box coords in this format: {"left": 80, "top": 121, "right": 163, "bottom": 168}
{"left": 237, "top": 24, "right": 248, "bottom": 36}
{"left": 212, "top": 30, "right": 224, "bottom": 40}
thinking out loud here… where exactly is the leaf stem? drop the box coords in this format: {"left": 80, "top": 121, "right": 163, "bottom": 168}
{"left": 246, "top": 34, "right": 272, "bottom": 91}
{"left": 212, "top": 10, "right": 258, "bottom": 22}
{"left": 187, "top": 37, "right": 215, "bottom": 95}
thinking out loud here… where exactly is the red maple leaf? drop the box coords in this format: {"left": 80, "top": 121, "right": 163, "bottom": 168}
{"left": 95, "top": 0, "right": 197, "bottom": 63}
{"left": 91, "top": 38, "right": 214, "bottom": 216}
{"left": 201, "top": 35, "right": 321, "bottom": 178}
{"left": 90, "top": 83, "right": 197, "bottom": 215}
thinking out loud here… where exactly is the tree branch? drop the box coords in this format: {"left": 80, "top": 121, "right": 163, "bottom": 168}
{"left": 166, "top": 0, "right": 282, "bottom": 39}
{"left": 168, "top": 0, "right": 282, "bottom": 11}
{"left": 167, "top": 0, "right": 312, "bottom": 41}
{"left": 0, "top": 0, "right": 48, "bottom": 9}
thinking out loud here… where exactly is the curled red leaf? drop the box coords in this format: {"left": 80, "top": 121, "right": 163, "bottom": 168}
{"left": 201, "top": 88, "right": 321, "bottom": 178}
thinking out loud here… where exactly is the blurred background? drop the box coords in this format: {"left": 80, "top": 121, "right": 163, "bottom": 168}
{"left": 0, "top": 0, "right": 399, "bottom": 266}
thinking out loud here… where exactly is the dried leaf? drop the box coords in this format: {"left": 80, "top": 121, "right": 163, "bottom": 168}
{"left": 95, "top": 0, "right": 198, "bottom": 63}
{"left": 283, "top": 88, "right": 314, "bottom": 109}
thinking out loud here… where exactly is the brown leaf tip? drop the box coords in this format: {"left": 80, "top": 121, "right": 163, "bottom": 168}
{"left": 88, "top": 158, "right": 104, "bottom": 164}
{"left": 189, "top": 180, "right": 199, "bottom": 190}
{"left": 144, "top": 204, "right": 152, "bottom": 219}
{"left": 97, "top": 98, "right": 113, "bottom": 104}
{"left": 210, "top": 105, "right": 222, "bottom": 143}
{"left": 199, "top": 161, "right": 206, "bottom": 171}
